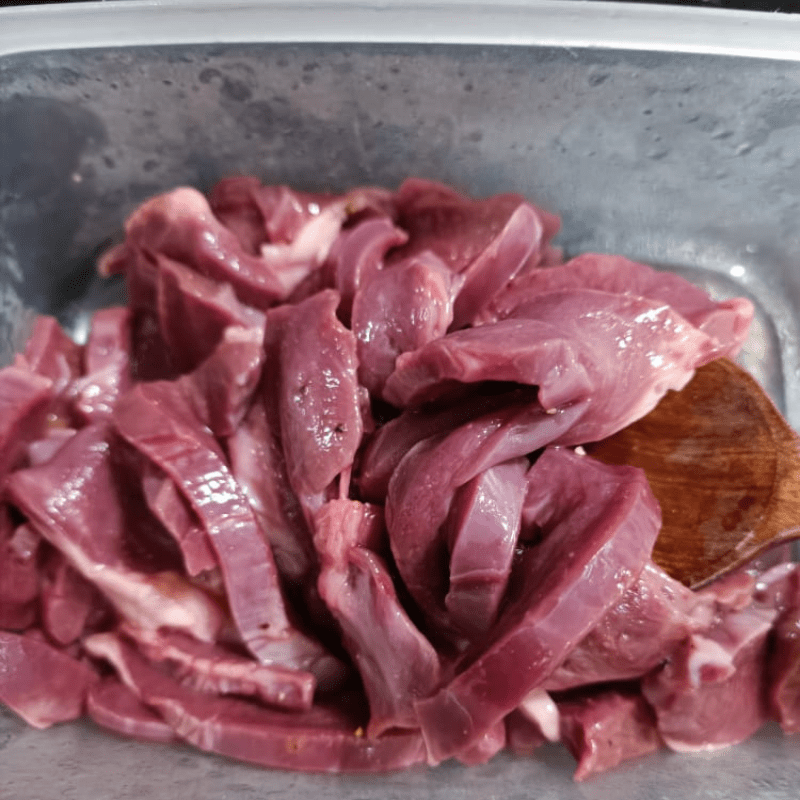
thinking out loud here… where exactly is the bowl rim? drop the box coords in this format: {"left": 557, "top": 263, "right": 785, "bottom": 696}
{"left": 2, "top": 0, "right": 800, "bottom": 61}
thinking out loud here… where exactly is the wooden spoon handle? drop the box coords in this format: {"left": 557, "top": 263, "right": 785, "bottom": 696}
{"left": 591, "top": 358, "right": 800, "bottom": 588}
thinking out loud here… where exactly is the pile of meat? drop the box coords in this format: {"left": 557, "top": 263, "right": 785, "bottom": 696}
{"left": 2, "top": 176, "right": 800, "bottom": 780}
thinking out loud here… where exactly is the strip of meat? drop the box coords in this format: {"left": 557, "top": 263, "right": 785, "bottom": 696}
{"left": 279, "top": 290, "right": 363, "bottom": 496}
{"left": 85, "top": 632, "right": 427, "bottom": 773}
{"left": 6, "top": 423, "right": 225, "bottom": 642}
{"left": 113, "top": 382, "right": 342, "bottom": 682}
{"left": 386, "top": 400, "right": 586, "bottom": 628}
{"left": 0, "top": 630, "right": 97, "bottom": 729}
{"left": 483, "top": 252, "right": 753, "bottom": 357}
{"left": 314, "top": 499, "right": 441, "bottom": 737}
{"left": 140, "top": 463, "right": 217, "bottom": 577}
{"left": 642, "top": 603, "right": 776, "bottom": 752}
{"left": 543, "top": 560, "right": 714, "bottom": 691}
{"left": 444, "top": 457, "right": 528, "bottom": 637}
{"left": 71, "top": 306, "right": 132, "bottom": 423}
{"left": 352, "top": 250, "right": 462, "bottom": 397}
{"left": 179, "top": 325, "right": 265, "bottom": 439}
{"left": 87, "top": 677, "right": 178, "bottom": 743}
{"left": 328, "top": 217, "right": 408, "bottom": 324}
{"left": 414, "top": 448, "right": 660, "bottom": 763}
{"left": 557, "top": 688, "right": 663, "bottom": 782}
{"left": 122, "top": 625, "right": 316, "bottom": 712}
{"left": 156, "top": 255, "right": 265, "bottom": 373}
{"left": 0, "top": 365, "right": 53, "bottom": 475}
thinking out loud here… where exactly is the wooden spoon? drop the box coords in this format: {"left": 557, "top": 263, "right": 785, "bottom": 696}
{"left": 590, "top": 357, "right": 800, "bottom": 588}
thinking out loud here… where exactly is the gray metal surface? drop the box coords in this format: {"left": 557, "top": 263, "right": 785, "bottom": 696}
{"left": 2, "top": 2, "right": 800, "bottom": 796}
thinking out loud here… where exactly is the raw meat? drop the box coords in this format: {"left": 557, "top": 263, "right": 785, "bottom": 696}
{"left": 1, "top": 176, "right": 789, "bottom": 782}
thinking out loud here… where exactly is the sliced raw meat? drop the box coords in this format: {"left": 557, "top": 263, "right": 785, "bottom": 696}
{"left": 6, "top": 423, "right": 225, "bottom": 642}
{"left": 20, "top": 314, "right": 82, "bottom": 394}
{"left": 71, "top": 306, "right": 132, "bottom": 423}
{"left": 544, "top": 561, "right": 714, "bottom": 691}
{"left": 642, "top": 603, "right": 775, "bottom": 752}
{"left": 414, "top": 448, "right": 660, "bottom": 763}
{"left": 115, "top": 187, "right": 334, "bottom": 308}
{"left": 390, "top": 178, "right": 560, "bottom": 327}
{"left": 113, "top": 383, "right": 341, "bottom": 682}
{"left": 279, "top": 290, "right": 363, "bottom": 496}
{"left": 85, "top": 632, "right": 427, "bottom": 773}
{"left": 352, "top": 250, "right": 461, "bottom": 396}
{"left": 0, "top": 630, "right": 97, "bottom": 728}
{"left": 122, "top": 626, "right": 316, "bottom": 711}
{"left": 0, "top": 365, "right": 53, "bottom": 475}
{"left": 180, "top": 325, "right": 265, "bottom": 438}
{"left": 227, "top": 398, "right": 316, "bottom": 586}
{"left": 314, "top": 499, "right": 441, "bottom": 737}
{"left": 140, "top": 463, "right": 217, "bottom": 577}
{"left": 328, "top": 216, "right": 408, "bottom": 323}
{"left": 558, "top": 688, "right": 663, "bottom": 781}
{"left": 483, "top": 253, "right": 753, "bottom": 357}
{"left": 41, "top": 555, "right": 109, "bottom": 646}
{"left": 385, "top": 290, "right": 721, "bottom": 448}
{"left": 357, "top": 388, "right": 536, "bottom": 501}
{"left": 444, "top": 457, "right": 528, "bottom": 637}
{"left": 386, "top": 400, "right": 586, "bottom": 626}
{"left": 157, "top": 255, "right": 265, "bottom": 373}
{"left": 0, "top": 515, "right": 41, "bottom": 610}
{"left": 87, "top": 677, "right": 178, "bottom": 743}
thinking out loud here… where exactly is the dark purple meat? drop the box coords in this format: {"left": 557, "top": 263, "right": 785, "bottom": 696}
{"left": 279, "top": 290, "right": 363, "bottom": 496}
{"left": 642, "top": 603, "right": 775, "bottom": 752}
{"left": 87, "top": 677, "right": 178, "bottom": 743}
{"left": 484, "top": 253, "right": 754, "bottom": 357}
{"left": 0, "top": 630, "right": 97, "bottom": 728}
{"left": 0, "top": 365, "right": 53, "bottom": 475}
{"left": 122, "top": 626, "right": 316, "bottom": 712}
{"left": 389, "top": 179, "right": 560, "bottom": 326}
{"left": 140, "top": 463, "right": 217, "bottom": 577}
{"left": 328, "top": 217, "right": 408, "bottom": 324}
{"left": 444, "top": 457, "right": 528, "bottom": 637}
{"left": 384, "top": 290, "right": 721, "bottom": 447}
{"left": 558, "top": 688, "right": 663, "bottom": 781}
{"left": 314, "top": 499, "right": 441, "bottom": 737}
{"left": 544, "top": 561, "right": 713, "bottom": 691}
{"left": 21, "top": 315, "right": 81, "bottom": 386}
{"left": 357, "top": 389, "right": 535, "bottom": 502}
{"left": 180, "top": 325, "right": 265, "bottom": 439}
{"left": 227, "top": 398, "right": 317, "bottom": 587}
{"left": 6, "top": 424, "right": 225, "bottom": 642}
{"left": 113, "top": 383, "right": 342, "bottom": 682}
{"left": 41, "top": 555, "right": 108, "bottom": 646}
{"left": 157, "top": 255, "right": 265, "bottom": 373}
{"left": 0, "top": 514, "right": 40, "bottom": 615}
{"left": 352, "top": 251, "right": 462, "bottom": 397}
{"left": 85, "top": 632, "right": 427, "bottom": 773}
{"left": 386, "top": 401, "right": 585, "bottom": 628}
{"left": 114, "top": 187, "right": 333, "bottom": 309}
{"left": 414, "top": 448, "right": 661, "bottom": 763}
{"left": 71, "top": 306, "right": 132, "bottom": 423}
